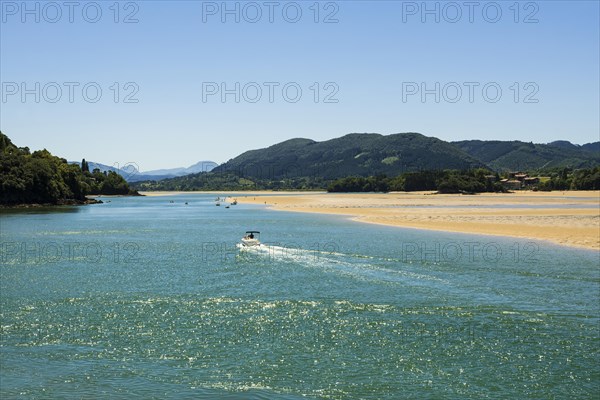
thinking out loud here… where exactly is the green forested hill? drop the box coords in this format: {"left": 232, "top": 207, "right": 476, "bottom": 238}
{"left": 214, "top": 133, "right": 486, "bottom": 180}
{"left": 0, "top": 132, "right": 137, "bottom": 205}
{"left": 453, "top": 140, "right": 600, "bottom": 171}
{"left": 132, "top": 133, "right": 600, "bottom": 191}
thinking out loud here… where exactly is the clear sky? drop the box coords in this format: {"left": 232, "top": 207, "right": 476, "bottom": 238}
{"left": 1, "top": 0, "right": 599, "bottom": 171}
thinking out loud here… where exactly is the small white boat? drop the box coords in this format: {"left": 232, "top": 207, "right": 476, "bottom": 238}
{"left": 240, "top": 231, "right": 261, "bottom": 247}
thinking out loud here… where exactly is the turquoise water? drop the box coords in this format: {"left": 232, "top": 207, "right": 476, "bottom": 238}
{"left": 1, "top": 194, "right": 598, "bottom": 399}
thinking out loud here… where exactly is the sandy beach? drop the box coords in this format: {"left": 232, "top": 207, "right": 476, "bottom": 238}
{"left": 234, "top": 191, "right": 600, "bottom": 250}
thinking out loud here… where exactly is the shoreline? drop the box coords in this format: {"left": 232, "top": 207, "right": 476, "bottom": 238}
{"left": 138, "top": 190, "right": 325, "bottom": 196}
{"left": 0, "top": 198, "right": 103, "bottom": 209}
{"left": 235, "top": 191, "right": 600, "bottom": 251}
{"left": 0, "top": 194, "right": 143, "bottom": 209}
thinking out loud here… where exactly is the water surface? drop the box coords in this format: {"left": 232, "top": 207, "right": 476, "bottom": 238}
{"left": 1, "top": 194, "right": 598, "bottom": 399}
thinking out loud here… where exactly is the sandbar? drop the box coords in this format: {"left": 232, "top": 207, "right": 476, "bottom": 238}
{"left": 238, "top": 191, "right": 600, "bottom": 250}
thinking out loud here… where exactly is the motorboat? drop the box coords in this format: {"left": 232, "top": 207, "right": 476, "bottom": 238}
{"left": 240, "top": 231, "right": 261, "bottom": 247}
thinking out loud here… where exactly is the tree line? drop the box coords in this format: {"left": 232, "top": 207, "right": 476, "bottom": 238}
{"left": 133, "top": 166, "right": 600, "bottom": 193}
{"left": 536, "top": 167, "right": 600, "bottom": 191}
{"left": 327, "top": 167, "right": 600, "bottom": 193}
{"left": 327, "top": 169, "right": 505, "bottom": 193}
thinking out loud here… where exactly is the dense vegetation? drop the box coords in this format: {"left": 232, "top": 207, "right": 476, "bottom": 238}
{"left": 133, "top": 171, "right": 328, "bottom": 191}
{"left": 327, "top": 167, "right": 600, "bottom": 193}
{"left": 327, "top": 175, "right": 391, "bottom": 193}
{"left": 0, "top": 132, "right": 138, "bottom": 205}
{"left": 133, "top": 168, "right": 506, "bottom": 193}
{"left": 537, "top": 167, "right": 600, "bottom": 191}
{"left": 453, "top": 140, "right": 600, "bottom": 171}
{"left": 328, "top": 169, "right": 506, "bottom": 193}
{"left": 133, "top": 166, "right": 600, "bottom": 194}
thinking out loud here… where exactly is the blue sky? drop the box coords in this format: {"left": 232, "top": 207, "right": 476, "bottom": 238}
{"left": 1, "top": 0, "right": 599, "bottom": 170}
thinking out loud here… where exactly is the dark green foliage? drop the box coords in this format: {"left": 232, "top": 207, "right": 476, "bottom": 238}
{"left": 132, "top": 171, "right": 329, "bottom": 192}
{"left": 454, "top": 140, "right": 600, "bottom": 171}
{"left": 570, "top": 167, "right": 600, "bottom": 190}
{"left": 538, "top": 167, "right": 600, "bottom": 191}
{"left": 437, "top": 174, "right": 485, "bottom": 194}
{"left": 88, "top": 170, "right": 131, "bottom": 195}
{"left": 327, "top": 168, "right": 506, "bottom": 194}
{"left": 581, "top": 142, "right": 600, "bottom": 153}
{"left": 397, "top": 171, "right": 444, "bottom": 191}
{"left": 328, "top": 175, "right": 389, "bottom": 192}
{"left": 0, "top": 132, "right": 137, "bottom": 205}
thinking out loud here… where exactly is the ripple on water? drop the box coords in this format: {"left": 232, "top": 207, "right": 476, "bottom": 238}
{"left": 1, "top": 194, "right": 598, "bottom": 399}
{"left": 1, "top": 295, "right": 598, "bottom": 398}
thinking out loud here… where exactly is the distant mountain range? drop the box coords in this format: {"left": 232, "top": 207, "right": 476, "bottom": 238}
{"left": 97, "top": 132, "right": 600, "bottom": 189}
{"left": 70, "top": 160, "right": 218, "bottom": 182}
{"left": 129, "top": 132, "right": 599, "bottom": 191}
{"left": 213, "top": 133, "right": 599, "bottom": 179}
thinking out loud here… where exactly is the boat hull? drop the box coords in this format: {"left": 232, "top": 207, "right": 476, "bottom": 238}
{"left": 241, "top": 238, "right": 260, "bottom": 247}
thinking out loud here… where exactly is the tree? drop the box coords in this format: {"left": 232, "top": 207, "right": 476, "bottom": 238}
{"left": 0, "top": 132, "right": 138, "bottom": 205}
